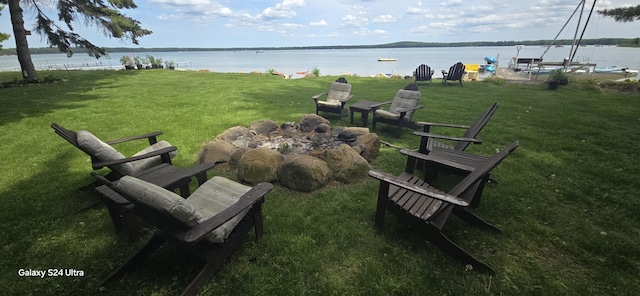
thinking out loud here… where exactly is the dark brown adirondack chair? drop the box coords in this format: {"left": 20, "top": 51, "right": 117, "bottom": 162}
{"left": 313, "top": 77, "right": 354, "bottom": 117}
{"left": 414, "top": 64, "right": 434, "bottom": 85}
{"left": 91, "top": 172, "right": 273, "bottom": 296}
{"left": 442, "top": 62, "right": 466, "bottom": 86}
{"left": 415, "top": 102, "right": 499, "bottom": 154}
{"left": 401, "top": 145, "right": 497, "bottom": 208}
{"left": 371, "top": 83, "right": 424, "bottom": 137}
{"left": 52, "top": 123, "right": 177, "bottom": 182}
{"left": 368, "top": 141, "right": 519, "bottom": 274}
{"left": 52, "top": 123, "right": 214, "bottom": 238}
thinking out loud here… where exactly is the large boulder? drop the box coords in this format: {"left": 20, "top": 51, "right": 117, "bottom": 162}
{"left": 353, "top": 133, "right": 380, "bottom": 161}
{"left": 237, "top": 148, "right": 283, "bottom": 185}
{"left": 250, "top": 120, "right": 279, "bottom": 135}
{"left": 338, "top": 127, "right": 369, "bottom": 139}
{"left": 278, "top": 154, "right": 331, "bottom": 192}
{"left": 197, "top": 140, "right": 237, "bottom": 164}
{"left": 216, "top": 126, "right": 254, "bottom": 147}
{"left": 299, "top": 114, "right": 329, "bottom": 133}
{"left": 325, "top": 144, "right": 371, "bottom": 183}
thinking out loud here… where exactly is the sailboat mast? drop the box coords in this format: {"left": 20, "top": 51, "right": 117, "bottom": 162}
{"left": 567, "top": 0, "right": 587, "bottom": 69}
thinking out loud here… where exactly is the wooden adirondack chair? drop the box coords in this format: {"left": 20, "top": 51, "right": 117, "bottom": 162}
{"left": 371, "top": 83, "right": 424, "bottom": 137}
{"left": 414, "top": 64, "right": 434, "bottom": 85}
{"left": 415, "top": 103, "right": 499, "bottom": 154}
{"left": 91, "top": 172, "right": 273, "bottom": 296}
{"left": 313, "top": 77, "right": 354, "bottom": 117}
{"left": 401, "top": 145, "right": 497, "bottom": 208}
{"left": 368, "top": 141, "right": 519, "bottom": 274}
{"left": 52, "top": 123, "right": 214, "bottom": 239}
{"left": 442, "top": 62, "right": 466, "bottom": 86}
{"left": 52, "top": 123, "right": 177, "bottom": 181}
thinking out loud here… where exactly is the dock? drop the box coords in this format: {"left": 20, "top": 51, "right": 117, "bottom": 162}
{"left": 496, "top": 67, "right": 539, "bottom": 83}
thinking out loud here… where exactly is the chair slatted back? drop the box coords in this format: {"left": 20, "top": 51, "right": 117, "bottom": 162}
{"left": 454, "top": 103, "right": 499, "bottom": 151}
{"left": 449, "top": 141, "right": 519, "bottom": 200}
{"left": 447, "top": 62, "right": 466, "bottom": 81}
{"left": 414, "top": 64, "right": 433, "bottom": 82}
{"left": 51, "top": 123, "right": 99, "bottom": 163}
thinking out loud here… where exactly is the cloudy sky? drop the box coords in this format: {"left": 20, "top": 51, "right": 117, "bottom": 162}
{"left": 1, "top": 0, "right": 639, "bottom": 48}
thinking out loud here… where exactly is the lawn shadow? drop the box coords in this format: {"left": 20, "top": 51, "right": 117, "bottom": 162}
{"left": 0, "top": 70, "right": 143, "bottom": 127}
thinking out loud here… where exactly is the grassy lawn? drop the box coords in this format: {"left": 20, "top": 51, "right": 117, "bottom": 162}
{"left": 1, "top": 70, "right": 639, "bottom": 295}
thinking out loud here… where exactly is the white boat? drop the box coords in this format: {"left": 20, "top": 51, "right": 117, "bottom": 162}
{"left": 377, "top": 58, "right": 397, "bottom": 62}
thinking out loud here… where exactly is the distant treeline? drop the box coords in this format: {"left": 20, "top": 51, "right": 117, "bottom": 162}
{"left": 1, "top": 38, "right": 637, "bottom": 56}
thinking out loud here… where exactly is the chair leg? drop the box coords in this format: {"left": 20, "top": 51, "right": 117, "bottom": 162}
{"left": 100, "top": 234, "right": 165, "bottom": 286}
{"left": 180, "top": 261, "right": 222, "bottom": 296}
{"left": 426, "top": 227, "right": 495, "bottom": 275}
{"left": 374, "top": 183, "right": 390, "bottom": 227}
{"left": 253, "top": 205, "right": 264, "bottom": 241}
{"left": 452, "top": 208, "right": 501, "bottom": 233}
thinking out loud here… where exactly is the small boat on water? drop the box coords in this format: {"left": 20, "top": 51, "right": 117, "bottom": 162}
{"left": 595, "top": 66, "right": 627, "bottom": 73}
{"left": 377, "top": 58, "right": 397, "bottom": 62}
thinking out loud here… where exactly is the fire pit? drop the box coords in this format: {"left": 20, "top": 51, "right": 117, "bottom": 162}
{"left": 198, "top": 114, "right": 380, "bottom": 192}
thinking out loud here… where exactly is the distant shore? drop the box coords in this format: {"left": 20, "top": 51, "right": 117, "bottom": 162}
{"left": 1, "top": 38, "right": 638, "bottom": 56}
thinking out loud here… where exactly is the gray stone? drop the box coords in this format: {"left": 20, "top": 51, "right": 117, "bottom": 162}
{"left": 325, "top": 144, "right": 371, "bottom": 183}
{"left": 216, "top": 126, "right": 255, "bottom": 147}
{"left": 353, "top": 133, "right": 380, "bottom": 161}
{"left": 197, "top": 140, "right": 237, "bottom": 164}
{"left": 338, "top": 127, "right": 369, "bottom": 139}
{"left": 299, "top": 114, "right": 330, "bottom": 133}
{"left": 315, "top": 123, "right": 331, "bottom": 133}
{"left": 237, "top": 148, "right": 283, "bottom": 185}
{"left": 250, "top": 120, "right": 279, "bottom": 135}
{"left": 278, "top": 154, "right": 331, "bottom": 192}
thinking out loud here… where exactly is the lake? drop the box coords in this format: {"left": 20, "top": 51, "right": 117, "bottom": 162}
{"left": 1, "top": 46, "right": 638, "bottom": 78}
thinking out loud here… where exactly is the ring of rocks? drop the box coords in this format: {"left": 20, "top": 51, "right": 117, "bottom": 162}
{"left": 197, "top": 114, "right": 380, "bottom": 192}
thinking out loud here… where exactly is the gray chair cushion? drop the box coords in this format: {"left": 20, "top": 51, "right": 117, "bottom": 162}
{"left": 117, "top": 176, "right": 203, "bottom": 226}
{"left": 374, "top": 89, "right": 421, "bottom": 121}
{"left": 77, "top": 130, "right": 134, "bottom": 175}
{"left": 130, "top": 140, "right": 177, "bottom": 173}
{"left": 188, "top": 176, "right": 252, "bottom": 243}
{"left": 318, "top": 82, "right": 351, "bottom": 108}
{"left": 117, "top": 176, "right": 252, "bottom": 244}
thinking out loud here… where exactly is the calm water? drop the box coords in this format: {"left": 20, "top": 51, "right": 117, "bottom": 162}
{"left": 1, "top": 46, "right": 638, "bottom": 78}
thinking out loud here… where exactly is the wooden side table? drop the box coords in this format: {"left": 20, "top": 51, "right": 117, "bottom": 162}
{"left": 350, "top": 100, "right": 379, "bottom": 127}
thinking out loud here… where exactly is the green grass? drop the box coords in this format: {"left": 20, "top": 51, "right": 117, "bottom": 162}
{"left": 1, "top": 70, "right": 639, "bottom": 295}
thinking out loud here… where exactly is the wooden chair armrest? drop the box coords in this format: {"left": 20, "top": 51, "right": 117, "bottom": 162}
{"left": 416, "top": 122, "right": 471, "bottom": 129}
{"left": 368, "top": 170, "right": 468, "bottom": 207}
{"left": 183, "top": 182, "right": 274, "bottom": 243}
{"left": 92, "top": 146, "right": 178, "bottom": 169}
{"left": 312, "top": 92, "right": 327, "bottom": 100}
{"left": 105, "top": 131, "right": 164, "bottom": 145}
{"left": 400, "top": 149, "right": 477, "bottom": 172}
{"left": 369, "top": 101, "right": 393, "bottom": 110}
{"left": 172, "top": 162, "right": 215, "bottom": 186}
{"left": 413, "top": 132, "right": 482, "bottom": 144}
{"left": 396, "top": 105, "right": 424, "bottom": 113}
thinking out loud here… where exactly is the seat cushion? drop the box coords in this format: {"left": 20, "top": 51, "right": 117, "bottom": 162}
{"left": 374, "top": 109, "right": 401, "bottom": 120}
{"left": 188, "top": 176, "right": 252, "bottom": 244}
{"left": 317, "top": 100, "right": 342, "bottom": 108}
{"left": 130, "top": 140, "right": 177, "bottom": 174}
{"left": 77, "top": 130, "right": 134, "bottom": 175}
{"left": 376, "top": 89, "right": 421, "bottom": 121}
{"left": 323, "top": 82, "right": 351, "bottom": 106}
{"left": 116, "top": 176, "right": 252, "bottom": 244}
{"left": 117, "top": 176, "right": 203, "bottom": 226}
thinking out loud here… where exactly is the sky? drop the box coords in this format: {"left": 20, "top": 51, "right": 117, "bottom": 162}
{"left": 1, "top": 0, "right": 639, "bottom": 49}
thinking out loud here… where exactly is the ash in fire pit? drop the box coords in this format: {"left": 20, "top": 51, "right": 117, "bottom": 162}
{"left": 198, "top": 114, "right": 380, "bottom": 192}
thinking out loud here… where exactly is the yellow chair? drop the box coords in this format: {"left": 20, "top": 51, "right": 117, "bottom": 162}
{"left": 464, "top": 64, "right": 480, "bottom": 80}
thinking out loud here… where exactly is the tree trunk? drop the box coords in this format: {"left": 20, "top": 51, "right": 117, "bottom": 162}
{"left": 8, "top": 0, "right": 37, "bottom": 82}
